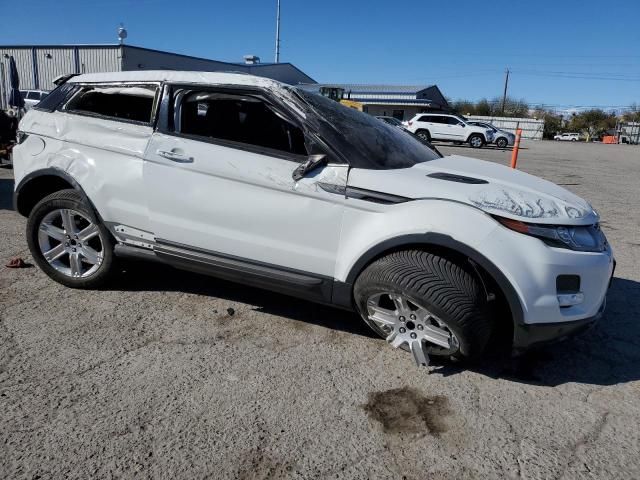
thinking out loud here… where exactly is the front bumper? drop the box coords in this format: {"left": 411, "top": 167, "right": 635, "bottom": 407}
{"left": 512, "top": 300, "right": 605, "bottom": 353}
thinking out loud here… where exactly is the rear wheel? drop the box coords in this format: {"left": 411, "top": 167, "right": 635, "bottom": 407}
{"left": 415, "top": 129, "right": 431, "bottom": 142}
{"left": 468, "top": 134, "right": 485, "bottom": 148}
{"left": 26, "top": 189, "right": 115, "bottom": 289}
{"left": 496, "top": 137, "right": 508, "bottom": 149}
{"left": 354, "top": 250, "right": 493, "bottom": 365}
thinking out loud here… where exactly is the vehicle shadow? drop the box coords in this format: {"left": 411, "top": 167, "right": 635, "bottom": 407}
{"left": 0, "top": 177, "right": 14, "bottom": 210}
{"left": 109, "top": 260, "right": 376, "bottom": 339}
{"left": 112, "top": 262, "right": 640, "bottom": 387}
{"left": 431, "top": 276, "right": 640, "bottom": 387}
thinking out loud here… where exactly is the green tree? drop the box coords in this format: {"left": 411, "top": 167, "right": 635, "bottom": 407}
{"left": 622, "top": 104, "right": 640, "bottom": 122}
{"left": 533, "top": 108, "right": 563, "bottom": 139}
{"left": 568, "top": 109, "right": 617, "bottom": 140}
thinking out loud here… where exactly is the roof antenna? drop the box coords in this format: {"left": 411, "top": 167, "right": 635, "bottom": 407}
{"left": 117, "top": 23, "right": 128, "bottom": 45}
{"left": 274, "top": 0, "right": 281, "bottom": 63}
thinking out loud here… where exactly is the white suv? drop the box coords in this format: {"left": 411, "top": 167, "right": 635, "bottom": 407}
{"left": 19, "top": 90, "right": 49, "bottom": 110}
{"left": 405, "top": 113, "right": 494, "bottom": 148}
{"left": 554, "top": 132, "right": 580, "bottom": 141}
{"left": 13, "top": 71, "right": 614, "bottom": 367}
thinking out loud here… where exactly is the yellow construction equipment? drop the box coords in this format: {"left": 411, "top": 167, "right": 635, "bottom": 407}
{"left": 318, "top": 86, "right": 364, "bottom": 111}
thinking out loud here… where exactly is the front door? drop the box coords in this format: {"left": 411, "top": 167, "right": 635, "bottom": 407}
{"left": 143, "top": 85, "right": 348, "bottom": 287}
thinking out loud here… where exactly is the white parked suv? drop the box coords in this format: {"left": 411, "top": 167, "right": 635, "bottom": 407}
{"left": 554, "top": 132, "right": 580, "bottom": 141}
{"left": 405, "top": 113, "right": 494, "bottom": 148}
{"left": 19, "top": 90, "right": 49, "bottom": 110}
{"left": 13, "top": 71, "right": 614, "bottom": 367}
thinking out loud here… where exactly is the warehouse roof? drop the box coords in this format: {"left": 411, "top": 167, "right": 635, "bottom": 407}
{"left": 324, "top": 84, "right": 437, "bottom": 94}
{"left": 0, "top": 44, "right": 317, "bottom": 85}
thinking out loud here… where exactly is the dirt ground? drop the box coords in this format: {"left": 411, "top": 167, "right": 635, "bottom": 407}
{"left": 1, "top": 140, "right": 639, "bottom": 479}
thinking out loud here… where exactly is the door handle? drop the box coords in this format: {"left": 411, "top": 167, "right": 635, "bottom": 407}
{"left": 156, "top": 149, "right": 194, "bottom": 163}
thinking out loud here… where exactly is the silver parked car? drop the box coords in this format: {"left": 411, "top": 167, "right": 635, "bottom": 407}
{"left": 468, "top": 121, "right": 515, "bottom": 148}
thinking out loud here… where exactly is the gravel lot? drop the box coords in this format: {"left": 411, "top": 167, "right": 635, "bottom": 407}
{"left": 1, "top": 140, "right": 639, "bottom": 479}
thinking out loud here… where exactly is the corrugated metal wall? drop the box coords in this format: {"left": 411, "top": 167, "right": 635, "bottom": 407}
{"left": 0, "top": 48, "right": 35, "bottom": 108}
{"left": 467, "top": 115, "right": 545, "bottom": 140}
{"left": 35, "top": 47, "right": 75, "bottom": 88}
{"left": 0, "top": 46, "right": 122, "bottom": 108}
{"left": 77, "top": 47, "right": 121, "bottom": 74}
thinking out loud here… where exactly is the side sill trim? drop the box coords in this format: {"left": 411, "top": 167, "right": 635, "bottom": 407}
{"left": 154, "top": 239, "right": 335, "bottom": 304}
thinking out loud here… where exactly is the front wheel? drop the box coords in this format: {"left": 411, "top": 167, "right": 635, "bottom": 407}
{"left": 26, "top": 189, "right": 115, "bottom": 289}
{"left": 354, "top": 250, "right": 493, "bottom": 365}
{"left": 496, "top": 137, "right": 508, "bottom": 149}
{"left": 468, "top": 134, "right": 485, "bottom": 148}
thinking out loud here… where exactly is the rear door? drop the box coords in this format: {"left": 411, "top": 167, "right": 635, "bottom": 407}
{"left": 422, "top": 115, "right": 445, "bottom": 139}
{"left": 55, "top": 82, "right": 160, "bottom": 232}
{"left": 143, "top": 85, "right": 348, "bottom": 289}
{"left": 444, "top": 116, "right": 467, "bottom": 140}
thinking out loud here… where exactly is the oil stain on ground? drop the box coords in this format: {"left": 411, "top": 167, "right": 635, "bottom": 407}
{"left": 363, "top": 387, "right": 451, "bottom": 435}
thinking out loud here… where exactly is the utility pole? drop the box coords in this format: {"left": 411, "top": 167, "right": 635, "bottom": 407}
{"left": 501, "top": 68, "right": 509, "bottom": 115}
{"left": 274, "top": 0, "right": 281, "bottom": 63}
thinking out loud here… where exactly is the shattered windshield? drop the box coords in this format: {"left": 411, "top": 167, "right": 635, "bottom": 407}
{"left": 289, "top": 87, "right": 442, "bottom": 169}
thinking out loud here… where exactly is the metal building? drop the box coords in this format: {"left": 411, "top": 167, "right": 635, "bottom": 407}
{"left": 0, "top": 44, "right": 316, "bottom": 108}
{"left": 302, "top": 84, "right": 450, "bottom": 121}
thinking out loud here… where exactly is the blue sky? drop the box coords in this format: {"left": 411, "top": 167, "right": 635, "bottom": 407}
{"left": 4, "top": 0, "right": 639, "bottom": 110}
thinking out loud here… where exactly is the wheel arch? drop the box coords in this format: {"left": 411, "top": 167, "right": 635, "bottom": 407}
{"left": 466, "top": 132, "right": 486, "bottom": 143}
{"left": 14, "top": 167, "right": 93, "bottom": 217}
{"left": 332, "top": 233, "right": 524, "bottom": 329}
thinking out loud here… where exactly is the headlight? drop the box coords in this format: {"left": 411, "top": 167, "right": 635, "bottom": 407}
{"left": 495, "top": 216, "right": 607, "bottom": 252}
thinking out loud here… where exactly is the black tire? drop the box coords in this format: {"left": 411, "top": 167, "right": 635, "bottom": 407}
{"left": 496, "top": 137, "right": 508, "bottom": 149}
{"left": 415, "top": 129, "right": 431, "bottom": 143}
{"left": 354, "top": 250, "right": 493, "bottom": 361}
{"left": 26, "top": 189, "right": 115, "bottom": 289}
{"left": 468, "top": 133, "right": 485, "bottom": 148}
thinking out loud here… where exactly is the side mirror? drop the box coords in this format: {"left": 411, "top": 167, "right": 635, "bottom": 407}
{"left": 292, "top": 154, "right": 327, "bottom": 181}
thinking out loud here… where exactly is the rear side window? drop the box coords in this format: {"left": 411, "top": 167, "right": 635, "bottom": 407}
{"left": 174, "top": 90, "right": 307, "bottom": 156}
{"left": 65, "top": 84, "right": 158, "bottom": 124}
{"left": 26, "top": 91, "right": 40, "bottom": 100}
{"left": 34, "top": 83, "right": 77, "bottom": 112}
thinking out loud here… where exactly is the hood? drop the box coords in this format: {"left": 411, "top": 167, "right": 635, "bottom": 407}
{"left": 347, "top": 154, "right": 598, "bottom": 226}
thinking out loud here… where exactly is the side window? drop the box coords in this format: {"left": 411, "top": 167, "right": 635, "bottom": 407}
{"left": 447, "top": 116, "right": 464, "bottom": 125}
{"left": 27, "top": 91, "right": 40, "bottom": 100}
{"left": 34, "top": 83, "right": 77, "bottom": 112}
{"left": 175, "top": 90, "right": 307, "bottom": 156}
{"left": 432, "top": 116, "right": 447, "bottom": 124}
{"left": 418, "top": 115, "right": 432, "bottom": 122}
{"left": 65, "top": 84, "right": 158, "bottom": 124}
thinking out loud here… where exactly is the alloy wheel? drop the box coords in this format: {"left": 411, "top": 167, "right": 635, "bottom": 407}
{"left": 37, "top": 208, "right": 104, "bottom": 278}
{"left": 470, "top": 136, "right": 483, "bottom": 148}
{"left": 366, "top": 292, "right": 460, "bottom": 366}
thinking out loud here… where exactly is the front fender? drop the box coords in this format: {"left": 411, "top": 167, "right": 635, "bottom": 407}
{"left": 332, "top": 199, "right": 524, "bottom": 326}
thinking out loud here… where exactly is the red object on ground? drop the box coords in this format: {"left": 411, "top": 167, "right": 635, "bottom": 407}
{"left": 510, "top": 129, "right": 523, "bottom": 169}
{"left": 602, "top": 135, "right": 617, "bottom": 144}
{"left": 5, "top": 257, "right": 26, "bottom": 268}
